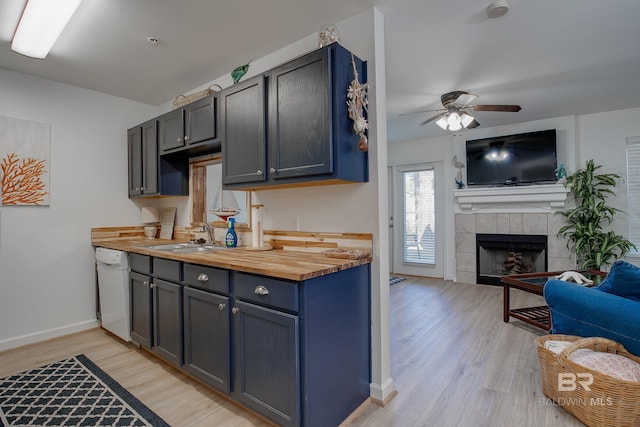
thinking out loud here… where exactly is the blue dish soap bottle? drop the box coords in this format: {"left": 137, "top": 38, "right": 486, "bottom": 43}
{"left": 225, "top": 217, "right": 238, "bottom": 248}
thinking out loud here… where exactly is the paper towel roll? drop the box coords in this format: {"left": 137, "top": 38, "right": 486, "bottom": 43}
{"left": 251, "top": 204, "right": 264, "bottom": 247}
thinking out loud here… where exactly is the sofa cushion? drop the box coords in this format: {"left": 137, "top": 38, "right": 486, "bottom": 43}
{"left": 569, "top": 348, "right": 640, "bottom": 382}
{"left": 596, "top": 260, "right": 640, "bottom": 302}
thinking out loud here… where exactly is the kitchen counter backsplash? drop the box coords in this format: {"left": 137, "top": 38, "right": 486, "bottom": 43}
{"left": 91, "top": 226, "right": 372, "bottom": 254}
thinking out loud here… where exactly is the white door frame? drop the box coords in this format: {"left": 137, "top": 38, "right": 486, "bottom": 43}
{"left": 391, "top": 162, "right": 444, "bottom": 278}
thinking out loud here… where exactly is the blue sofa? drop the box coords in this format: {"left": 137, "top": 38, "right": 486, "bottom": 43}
{"left": 544, "top": 261, "right": 640, "bottom": 357}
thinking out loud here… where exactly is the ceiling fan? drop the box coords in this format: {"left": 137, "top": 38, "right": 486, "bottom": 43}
{"left": 401, "top": 91, "right": 522, "bottom": 131}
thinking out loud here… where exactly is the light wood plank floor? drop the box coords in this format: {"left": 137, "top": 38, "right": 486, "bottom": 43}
{"left": 0, "top": 277, "right": 584, "bottom": 426}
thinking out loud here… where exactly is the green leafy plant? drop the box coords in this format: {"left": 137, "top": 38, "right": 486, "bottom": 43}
{"left": 557, "top": 159, "right": 636, "bottom": 270}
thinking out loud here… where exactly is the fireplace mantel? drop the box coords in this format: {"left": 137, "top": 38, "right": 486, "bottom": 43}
{"left": 454, "top": 184, "right": 569, "bottom": 213}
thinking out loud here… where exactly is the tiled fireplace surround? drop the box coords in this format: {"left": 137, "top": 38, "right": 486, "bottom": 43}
{"left": 454, "top": 185, "right": 576, "bottom": 284}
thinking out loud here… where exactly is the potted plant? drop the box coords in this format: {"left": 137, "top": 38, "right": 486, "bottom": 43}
{"left": 557, "top": 159, "right": 636, "bottom": 270}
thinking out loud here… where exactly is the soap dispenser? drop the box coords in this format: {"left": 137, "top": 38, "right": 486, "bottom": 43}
{"left": 225, "top": 217, "right": 238, "bottom": 248}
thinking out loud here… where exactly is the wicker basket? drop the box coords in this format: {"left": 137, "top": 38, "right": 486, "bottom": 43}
{"left": 172, "top": 84, "right": 222, "bottom": 109}
{"left": 535, "top": 334, "right": 640, "bottom": 427}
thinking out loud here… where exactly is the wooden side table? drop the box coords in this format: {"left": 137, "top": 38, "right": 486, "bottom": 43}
{"left": 501, "top": 270, "right": 606, "bottom": 331}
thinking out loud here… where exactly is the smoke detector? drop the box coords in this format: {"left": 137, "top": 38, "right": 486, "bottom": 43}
{"left": 486, "top": 1, "right": 510, "bottom": 18}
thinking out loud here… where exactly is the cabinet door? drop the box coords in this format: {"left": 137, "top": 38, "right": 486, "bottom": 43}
{"left": 185, "top": 95, "right": 216, "bottom": 145}
{"left": 152, "top": 278, "right": 183, "bottom": 367}
{"left": 221, "top": 75, "right": 267, "bottom": 185}
{"left": 127, "top": 127, "right": 143, "bottom": 197}
{"left": 158, "top": 109, "right": 184, "bottom": 152}
{"left": 233, "top": 300, "right": 299, "bottom": 427}
{"left": 141, "top": 119, "right": 158, "bottom": 195}
{"left": 183, "top": 287, "right": 230, "bottom": 393}
{"left": 269, "top": 48, "right": 332, "bottom": 179}
{"left": 130, "top": 271, "right": 152, "bottom": 348}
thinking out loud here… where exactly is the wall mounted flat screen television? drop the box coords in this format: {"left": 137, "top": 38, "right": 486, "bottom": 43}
{"left": 465, "top": 129, "right": 557, "bottom": 186}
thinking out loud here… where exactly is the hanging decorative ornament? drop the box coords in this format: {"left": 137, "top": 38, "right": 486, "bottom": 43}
{"left": 231, "top": 60, "right": 251, "bottom": 84}
{"left": 346, "top": 53, "right": 369, "bottom": 152}
{"left": 317, "top": 25, "right": 340, "bottom": 47}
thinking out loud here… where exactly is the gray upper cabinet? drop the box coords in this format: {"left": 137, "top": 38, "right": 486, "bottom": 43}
{"left": 221, "top": 43, "right": 368, "bottom": 190}
{"left": 159, "top": 95, "right": 218, "bottom": 155}
{"left": 220, "top": 75, "right": 267, "bottom": 185}
{"left": 128, "top": 119, "right": 158, "bottom": 197}
{"left": 127, "top": 119, "right": 188, "bottom": 198}
{"left": 158, "top": 109, "right": 184, "bottom": 152}
{"left": 268, "top": 47, "right": 332, "bottom": 180}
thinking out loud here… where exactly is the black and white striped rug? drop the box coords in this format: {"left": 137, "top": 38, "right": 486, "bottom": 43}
{"left": 0, "top": 354, "right": 169, "bottom": 427}
{"left": 390, "top": 276, "right": 406, "bottom": 285}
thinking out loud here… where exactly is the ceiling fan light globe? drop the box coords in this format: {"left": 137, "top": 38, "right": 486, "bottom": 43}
{"left": 447, "top": 112, "right": 461, "bottom": 126}
{"left": 461, "top": 113, "right": 475, "bottom": 128}
{"left": 435, "top": 117, "right": 449, "bottom": 130}
{"left": 449, "top": 122, "right": 462, "bottom": 131}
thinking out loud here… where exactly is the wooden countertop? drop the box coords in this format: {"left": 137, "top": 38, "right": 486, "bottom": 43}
{"left": 92, "top": 238, "right": 372, "bottom": 281}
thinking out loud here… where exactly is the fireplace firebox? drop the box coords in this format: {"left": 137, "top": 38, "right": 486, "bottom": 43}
{"left": 476, "top": 234, "right": 548, "bottom": 285}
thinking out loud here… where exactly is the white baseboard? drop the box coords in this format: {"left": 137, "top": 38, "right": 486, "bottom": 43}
{"left": 369, "top": 376, "right": 396, "bottom": 403}
{"left": 0, "top": 319, "right": 100, "bottom": 352}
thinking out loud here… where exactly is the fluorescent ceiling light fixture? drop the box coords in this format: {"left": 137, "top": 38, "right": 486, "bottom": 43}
{"left": 11, "top": 0, "right": 82, "bottom": 59}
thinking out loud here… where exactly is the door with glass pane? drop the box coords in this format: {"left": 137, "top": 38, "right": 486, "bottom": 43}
{"left": 392, "top": 163, "right": 443, "bottom": 277}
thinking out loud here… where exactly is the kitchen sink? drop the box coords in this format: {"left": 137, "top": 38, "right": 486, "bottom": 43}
{"left": 139, "top": 242, "right": 226, "bottom": 254}
{"left": 171, "top": 245, "right": 225, "bottom": 254}
{"left": 144, "top": 243, "right": 194, "bottom": 250}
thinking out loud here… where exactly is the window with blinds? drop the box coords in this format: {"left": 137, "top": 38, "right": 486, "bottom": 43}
{"left": 402, "top": 168, "right": 436, "bottom": 265}
{"left": 626, "top": 136, "right": 640, "bottom": 254}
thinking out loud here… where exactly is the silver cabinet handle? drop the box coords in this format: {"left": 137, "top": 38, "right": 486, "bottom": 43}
{"left": 256, "top": 170, "right": 263, "bottom": 176}
{"left": 197, "top": 273, "right": 209, "bottom": 282}
{"left": 270, "top": 167, "right": 276, "bottom": 174}
{"left": 218, "top": 303, "right": 226, "bottom": 310}
{"left": 254, "top": 285, "right": 269, "bottom": 295}
{"left": 232, "top": 307, "right": 239, "bottom": 314}
{"left": 140, "top": 186, "right": 145, "bottom": 191}
{"left": 149, "top": 282, "right": 156, "bottom": 289}
{"left": 184, "top": 135, "right": 190, "bottom": 141}
{"left": 177, "top": 137, "right": 182, "bottom": 143}
{"left": 143, "top": 280, "right": 149, "bottom": 287}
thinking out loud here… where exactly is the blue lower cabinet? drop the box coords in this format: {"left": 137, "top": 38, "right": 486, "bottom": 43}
{"left": 232, "top": 300, "right": 300, "bottom": 427}
{"left": 128, "top": 253, "right": 370, "bottom": 427}
{"left": 183, "top": 286, "right": 230, "bottom": 393}
{"left": 129, "top": 271, "right": 152, "bottom": 348}
{"left": 151, "top": 278, "right": 183, "bottom": 367}
{"left": 232, "top": 264, "right": 371, "bottom": 427}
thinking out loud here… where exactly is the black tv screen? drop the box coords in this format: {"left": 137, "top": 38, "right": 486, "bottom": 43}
{"left": 465, "top": 129, "right": 557, "bottom": 186}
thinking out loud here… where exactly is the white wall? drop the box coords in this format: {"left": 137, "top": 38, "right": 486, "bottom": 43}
{"left": 389, "top": 110, "right": 640, "bottom": 280}
{"left": 0, "top": 68, "right": 158, "bottom": 350}
{"left": 578, "top": 107, "right": 640, "bottom": 240}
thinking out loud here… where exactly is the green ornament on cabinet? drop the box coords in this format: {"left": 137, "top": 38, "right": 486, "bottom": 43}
{"left": 231, "top": 61, "right": 251, "bottom": 84}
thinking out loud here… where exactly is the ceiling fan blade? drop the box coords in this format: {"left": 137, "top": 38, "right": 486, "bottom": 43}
{"left": 420, "top": 112, "right": 447, "bottom": 126}
{"left": 399, "top": 108, "right": 445, "bottom": 117}
{"left": 472, "top": 104, "right": 522, "bottom": 112}
{"left": 454, "top": 93, "right": 478, "bottom": 107}
{"left": 467, "top": 119, "right": 480, "bottom": 129}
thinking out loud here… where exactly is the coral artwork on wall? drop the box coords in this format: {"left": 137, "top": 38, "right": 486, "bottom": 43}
{"left": 0, "top": 116, "right": 50, "bottom": 206}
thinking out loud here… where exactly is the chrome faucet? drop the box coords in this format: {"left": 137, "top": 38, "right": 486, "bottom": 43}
{"left": 202, "top": 222, "right": 216, "bottom": 244}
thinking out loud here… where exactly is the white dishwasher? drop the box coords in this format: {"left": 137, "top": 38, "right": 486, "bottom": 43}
{"left": 95, "top": 247, "right": 131, "bottom": 342}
